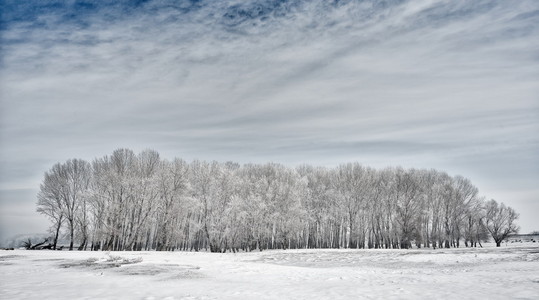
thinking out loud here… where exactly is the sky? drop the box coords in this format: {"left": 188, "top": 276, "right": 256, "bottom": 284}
{"left": 0, "top": 0, "right": 538, "bottom": 243}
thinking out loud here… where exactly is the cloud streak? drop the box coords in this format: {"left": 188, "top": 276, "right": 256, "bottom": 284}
{"left": 1, "top": 0, "right": 538, "bottom": 239}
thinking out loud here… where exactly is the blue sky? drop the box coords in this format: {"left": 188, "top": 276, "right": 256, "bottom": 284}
{"left": 1, "top": 0, "right": 538, "bottom": 241}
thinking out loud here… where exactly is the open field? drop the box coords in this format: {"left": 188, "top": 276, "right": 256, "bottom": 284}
{"left": 1, "top": 243, "right": 538, "bottom": 300}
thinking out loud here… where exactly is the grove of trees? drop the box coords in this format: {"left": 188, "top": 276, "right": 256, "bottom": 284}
{"left": 36, "top": 148, "right": 519, "bottom": 251}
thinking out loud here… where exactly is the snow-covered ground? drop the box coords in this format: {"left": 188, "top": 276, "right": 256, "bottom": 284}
{"left": 1, "top": 243, "right": 538, "bottom": 300}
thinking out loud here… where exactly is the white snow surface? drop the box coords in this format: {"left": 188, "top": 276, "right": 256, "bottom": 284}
{"left": 1, "top": 243, "right": 538, "bottom": 299}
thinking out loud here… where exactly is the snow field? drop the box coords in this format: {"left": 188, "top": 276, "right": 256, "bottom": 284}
{"left": 1, "top": 243, "right": 538, "bottom": 299}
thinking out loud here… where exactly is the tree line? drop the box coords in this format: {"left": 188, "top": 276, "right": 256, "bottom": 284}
{"left": 36, "top": 148, "right": 519, "bottom": 251}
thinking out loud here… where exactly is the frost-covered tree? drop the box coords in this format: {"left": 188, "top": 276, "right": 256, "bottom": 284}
{"left": 37, "top": 159, "right": 91, "bottom": 250}
{"left": 190, "top": 160, "right": 223, "bottom": 252}
{"left": 92, "top": 149, "right": 137, "bottom": 251}
{"left": 335, "top": 163, "right": 369, "bottom": 249}
{"left": 62, "top": 159, "right": 92, "bottom": 251}
{"left": 37, "top": 164, "right": 65, "bottom": 250}
{"left": 154, "top": 158, "right": 189, "bottom": 251}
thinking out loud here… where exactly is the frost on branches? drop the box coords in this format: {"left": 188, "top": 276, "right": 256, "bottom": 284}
{"left": 36, "top": 148, "right": 518, "bottom": 252}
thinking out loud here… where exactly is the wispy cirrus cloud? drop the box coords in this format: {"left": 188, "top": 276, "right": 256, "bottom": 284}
{"left": 1, "top": 0, "right": 538, "bottom": 239}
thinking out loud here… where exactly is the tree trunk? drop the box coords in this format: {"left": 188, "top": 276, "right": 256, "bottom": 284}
{"left": 53, "top": 220, "right": 62, "bottom": 250}
{"left": 78, "top": 237, "right": 87, "bottom": 251}
{"left": 69, "top": 220, "right": 74, "bottom": 250}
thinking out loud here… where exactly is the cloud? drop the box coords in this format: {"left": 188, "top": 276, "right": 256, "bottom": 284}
{"left": 1, "top": 0, "right": 538, "bottom": 237}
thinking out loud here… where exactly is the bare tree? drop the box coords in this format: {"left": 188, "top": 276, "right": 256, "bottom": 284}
{"left": 37, "top": 164, "right": 65, "bottom": 250}
{"left": 155, "top": 158, "right": 189, "bottom": 251}
{"left": 190, "top": 160, "right": 223, "bottom": 252}
{"left": 335, "top": 163, "right": 369, "bottom": 249}
{"left": 62, "top": 159, "right": 92, "bottom": 250}
{"left": 485, "top": 199, "right": 519, "bottom": 247}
